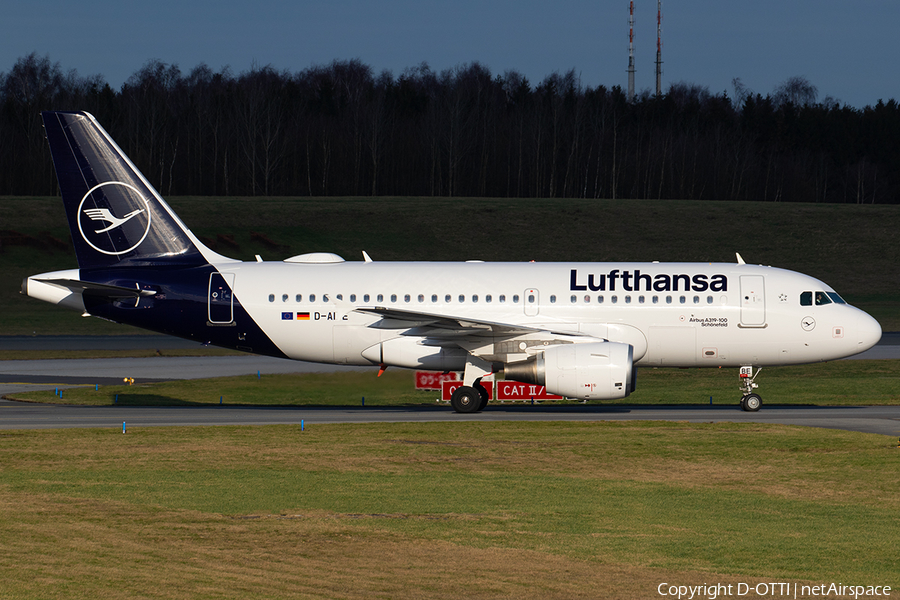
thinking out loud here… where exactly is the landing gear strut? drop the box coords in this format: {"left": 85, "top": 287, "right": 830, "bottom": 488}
{"left": 739, "top": 366, "right": 762, "bottom": 412}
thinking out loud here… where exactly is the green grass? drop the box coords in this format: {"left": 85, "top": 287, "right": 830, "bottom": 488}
{"left": 0, "top": 421, "right": 897, "bottom": 598}
{"left": 7, "top": 359, "right": 900, "bottom": 407}
{"left": 3, "top": 196, "right": 900, "bottom": 334}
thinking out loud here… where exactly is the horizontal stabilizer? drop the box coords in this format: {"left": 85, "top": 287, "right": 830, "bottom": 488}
{"left": 36, "top": 278, "right": 157, "bottom": 298}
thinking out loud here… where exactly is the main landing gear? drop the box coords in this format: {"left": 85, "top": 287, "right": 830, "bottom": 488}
{"left": 450, "top": 355, "right": 493, "bottom": 413}
{"left": 739, "top": 366, "right": 762, "bottom": 412}
{"left": 450, "top": 382, "right": 489, "bottom": 413}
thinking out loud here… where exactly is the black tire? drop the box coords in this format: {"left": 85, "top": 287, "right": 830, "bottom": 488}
{"left": 743, "top": 393, "right": 762, "bottom": 412}
{"left": 474, "top": 383, "right": 489, "bottom": 411}
{"left": 739, "top": 395, "right": 747, "bottom": 411}
{"left": 451, "top": 386, "right": 482, "bottom": 413}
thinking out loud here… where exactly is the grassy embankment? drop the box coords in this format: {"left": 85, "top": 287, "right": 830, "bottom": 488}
{"left": 0, "top": 421, "right": 896, "bottom": 599}
{"left": 2, "top": 196, "right": 899, "bottom": 334}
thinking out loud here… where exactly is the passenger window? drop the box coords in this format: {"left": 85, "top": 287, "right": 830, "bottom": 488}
{"left": 445, "top": 294, "right": 452, "bottom": 303}
{"left": 679, "top": 296, "right": 686, "bottom": 304}
{"left": 459, "top": 295, "right": 465, "bottom": 303}
{"left": 296, "top": 294, "right": 302, "bottom": 302}
{"left": 513, "top": 295, "right": 520, "bottom": 303}
{"left": 528, "top": 294, "right": 535, "bottom": 303}
{"left": 282, "top": 294, "right": 288, "bottom": 302}
{"left": 598, "top": 296, "right": 604, "bottom": 304}
{"left": 800, "top": 291, "right": 812, "bottom": 306}
{"left": 611, "top": 296, "right": 618, "bottom": 304}
{"left": 323, "top": 294, "right": 329, "bottom": 302}
{"left": 472, "top": 295, "right": 478, "bottom": 303}
{"left": 268, "top": 294, "right": 275, "bottom": 303}
{"left": 584, "top": 295, "right": 590, "bottom": 303}
{"left": 625, "top": 296, "right": 631, "bottom": 304}
{"left": 309, "top": 294, "right": 316, "bottom": 302}
{"left": 363, "top": 294, "right": 370, "bottom": 302}
{"left": 431, "top": 294, "right": 437, "bottom": 303}
{"left": 350, "top": 294, "right": 356, "bottom": 302}
{"left": 693, "top": 296, "right": 700, "bottom": 304}
{"left": 666, "top": 296, "right": 672, "bottom": 304}
{"left": 391, "top": 294, "right": 397, "bottom": 303}
{"left": 638, "top": 296, "right": 645, "bottom": 304}
{"left": 550, "top": 295, "right": 557, "bottom": 303}
{"left": 707, "top": 296, "right": 713, "bottom": 304}
{"left": 652, "top": 296, "right": 658, "bottom": 304}
{"left": 499, "top": 295, "right": 506, "bottom": 303}
{"left": 336, "top": 294, "right": 342, "bottom": 301}
{"left": 404, "top": 294, "right": 410, "bottom": 303}
{"left": 376, "top": 294, "right": 383, "bottom": 302}
{"left": 486, "top": 295, "right": 492, "bottom": 303}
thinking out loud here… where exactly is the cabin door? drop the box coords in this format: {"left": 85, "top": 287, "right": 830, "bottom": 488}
{"left": 208, "top": 272, "right": 235, "bottom": 324}
{"left": 739, "top": 275, "right": 766, "bottom": 327}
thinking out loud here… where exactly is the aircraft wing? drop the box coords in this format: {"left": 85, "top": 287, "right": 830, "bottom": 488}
{"left": 353, "top": 306, "right": 575, "bottom": 336}
{"left": 35, "top": 278, "right": 157, "bottom": 298}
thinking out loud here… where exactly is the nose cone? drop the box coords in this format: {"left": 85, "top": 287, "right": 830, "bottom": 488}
{"left": 855, "top": 310, "right": 882, "bottom": 354}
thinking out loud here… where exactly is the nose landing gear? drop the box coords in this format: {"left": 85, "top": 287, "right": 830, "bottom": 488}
{"left": 739, "top": 366, "right": 762, "bottom": 411}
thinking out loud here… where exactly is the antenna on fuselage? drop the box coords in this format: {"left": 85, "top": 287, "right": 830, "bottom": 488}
{"left": 736, "top": 252, "right": 746, "bottom": 265}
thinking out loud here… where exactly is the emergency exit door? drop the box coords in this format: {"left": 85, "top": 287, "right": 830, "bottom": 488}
{"left": 524, "top": 289, "right": 539, "bottom": 316}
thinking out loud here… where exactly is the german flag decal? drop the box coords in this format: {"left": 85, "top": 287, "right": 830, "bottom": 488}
{"left": 297, "top": 312, "right": 310, "bottom": 320}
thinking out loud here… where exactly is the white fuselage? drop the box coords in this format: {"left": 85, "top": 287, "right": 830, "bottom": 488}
{"left": 221, "top": 260, "right": 881, "bottom": 369}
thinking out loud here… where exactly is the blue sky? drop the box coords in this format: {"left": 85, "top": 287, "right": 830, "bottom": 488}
{"left": 3, "top": 0, "right": 897, "bottom": 108}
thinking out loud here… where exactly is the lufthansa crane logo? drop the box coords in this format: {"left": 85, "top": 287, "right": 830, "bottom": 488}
{"left": 77, "top": 182, "right": 152, "bottom": 256}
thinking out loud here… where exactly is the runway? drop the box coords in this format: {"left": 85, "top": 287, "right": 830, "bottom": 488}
{"left": 1, "top": 334, "right": 898, "bottom": 435}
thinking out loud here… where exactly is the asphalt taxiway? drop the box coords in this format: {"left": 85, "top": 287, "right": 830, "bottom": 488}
{"left": 1, "top": 402, "right": 898, "bottom": 436}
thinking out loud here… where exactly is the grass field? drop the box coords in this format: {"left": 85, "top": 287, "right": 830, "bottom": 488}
{"left": 0, "top": 421, "right": 897, "bottom": 599}
{"left": 2, "top": 196, "right": 900, "bottom": 333}
{"left": 6, "top": 359, "right": 900, "bottom": 408}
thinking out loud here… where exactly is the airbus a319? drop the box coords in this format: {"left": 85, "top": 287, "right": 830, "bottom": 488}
{"left": 24, "top": 112, "right": 882, "bottom": 412}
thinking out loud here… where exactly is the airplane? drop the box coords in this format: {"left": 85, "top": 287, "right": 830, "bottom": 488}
{"left": 23, "top": 111, "right": 882, "bottom": 413}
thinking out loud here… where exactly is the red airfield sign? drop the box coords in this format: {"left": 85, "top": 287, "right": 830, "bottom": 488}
{"left": 496, "top": 381, "right": 563, "bottom": 401}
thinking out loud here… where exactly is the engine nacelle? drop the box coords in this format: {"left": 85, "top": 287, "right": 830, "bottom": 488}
{"left": 504, "top": 341, "right": 635, "bottom": 400}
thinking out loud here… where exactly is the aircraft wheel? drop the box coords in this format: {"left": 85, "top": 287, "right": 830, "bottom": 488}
{"left": 743, "top": 393, "right": 762, "bottom": 412}
{"left": 474, "top": 383, "right": 489, "bottom": 411}
{"left": 451, "top": 386, "right": 482, "bottom": 413}
{"left": 739, "top": 395, "right": 747, "bottom": 411}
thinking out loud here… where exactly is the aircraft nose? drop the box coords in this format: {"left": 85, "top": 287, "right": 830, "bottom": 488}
{"left": 855, "top": 310, "right": 882, "bottom": 353}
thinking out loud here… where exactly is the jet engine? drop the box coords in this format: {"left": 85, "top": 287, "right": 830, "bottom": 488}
{"left": 504, "top": 341, "right": 635, "bottom": 400}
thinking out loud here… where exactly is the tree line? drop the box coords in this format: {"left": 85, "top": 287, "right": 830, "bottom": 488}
{"left": 1, "top": 52, "right": 898, "bottom": 202}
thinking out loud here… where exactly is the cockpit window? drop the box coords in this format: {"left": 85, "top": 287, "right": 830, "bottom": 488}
{"left": 802, "top": 290, "right": 846, "bottom": 306}
{"left": 815, "top": 291, "right": 832, "bottom": 306}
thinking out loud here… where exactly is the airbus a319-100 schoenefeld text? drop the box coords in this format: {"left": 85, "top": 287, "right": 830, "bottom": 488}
{"left": 24, "top": 112, "right": 882, "bottom": 412}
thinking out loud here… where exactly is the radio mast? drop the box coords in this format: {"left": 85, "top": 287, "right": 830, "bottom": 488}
{"left": 627, "top": 1, "right": 635, "bottom": 102}
{"left": 655, "top": 0, "right": 663, "bottom": 96}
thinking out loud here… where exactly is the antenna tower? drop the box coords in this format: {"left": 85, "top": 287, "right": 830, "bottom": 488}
{"left": 655, "top": 0, "right": 663, "bottom": 96}
{"left": 627, "top": 1, "right": 635, "bottom": 102}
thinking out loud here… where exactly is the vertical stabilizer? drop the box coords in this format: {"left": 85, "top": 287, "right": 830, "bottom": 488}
{"left": 42, "top": 111, "right": 227, "bottom": 269}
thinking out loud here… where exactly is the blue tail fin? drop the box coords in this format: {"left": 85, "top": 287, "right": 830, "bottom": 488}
{"left": 42, "top": 111, "right": 213, "bottom": 269}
